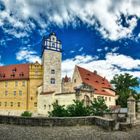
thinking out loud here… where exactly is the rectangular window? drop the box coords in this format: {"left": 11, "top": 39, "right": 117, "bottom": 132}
{"left": 22, "top": 81, "right": 26, "bottom": 86}
{"left": 11, "top": 102, "right": 13, "bottom": 107}
{"left": 109, "top": 97, "right": 111, "bottom": 101}
{"left": 5, "top": 91, "right": 8, "bottom": 96}
{"left": 0, "top": 102, "right": 1, "bottom": 106}
{"left": 34, "top": 102, "right": 37, "bottom": 107}
{"left": 105, "top": 97, "right": 107, "bottom": 101}
{"left": 14, "top": 91, "right": 16, "bottom": 96}
{"left": 19, "top": 90, "right": 22, "bottom": 96}
{"left": 5, "top": 102, "right": 7, "bottom": 107}
{"left": 5, "top": 81, "right": 8, "bottom": 87}
{"left": 51, "top": 69, "right": 55, "bottom": 74}
{"left": 15, "top": 81, "right": 18, "bottom": 87}
{"left": 50, "top": 78, "right": 55, "bottom": 84}
{"left": 18, "top": 102, "right": 20, "bottom": 107}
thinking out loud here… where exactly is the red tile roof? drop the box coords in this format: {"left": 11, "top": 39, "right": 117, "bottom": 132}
{"left": 77, "top": 66, "right": 115, "bottom": 96}
{"left": 0, "top": 64, "right": 29, "bottom": 81}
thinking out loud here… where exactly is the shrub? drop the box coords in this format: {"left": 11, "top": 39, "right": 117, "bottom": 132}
{"left": 67, "top": 100, "right": 90, "bottom": 117}
{"left": 48, "top": 102, "right": 68, "bottom": 117}
{"left": 21, "top": 111, "right": 32, "bottom": 117}
{"left": 90, "top": 98, "right": 110, "bottom": 116}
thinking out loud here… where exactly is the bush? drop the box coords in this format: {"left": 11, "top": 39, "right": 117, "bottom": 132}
{"left": 49, "top": 98, "right": 110, "bottom": 117}
{"left": 48, "top": 102, "right": 68, "bottom": 117}
{"left": 21, "top": 111, "right": 32, "bottom": 117}
{"left": 90, "top": 98, "right": 110, "bottom": 116}
{"left": 67, "top": 100, "right": 90, "bottom": 117}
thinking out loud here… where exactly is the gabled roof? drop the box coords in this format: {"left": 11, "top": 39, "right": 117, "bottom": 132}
{"left": 0, "top": 64, "right": 29, "bottom": 81}
{"left": 76, "top": 66, "right": 115, "bottom": 96}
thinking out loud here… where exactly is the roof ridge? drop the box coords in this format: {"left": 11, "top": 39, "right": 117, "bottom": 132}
{"left": 0, "top": 63, "right": 30, "bottom": 68}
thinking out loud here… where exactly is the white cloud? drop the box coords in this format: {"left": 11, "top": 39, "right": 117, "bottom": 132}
{"left": 16, "top": 47, "right": 41, "bottom": 63}
{"left": 111, "top": 47, "right": 119, "bottom": 52}
{"left": 97, "top": 48, "right": 102, "bottom": 52}
{"left": 0, "top": 56, "right": 4, "bottom": 66}
{"left": 0, "top": 0, "right": 140, "bottom": 40}
{"left": 62, "top": 53, "right": 140, "bottom": 80}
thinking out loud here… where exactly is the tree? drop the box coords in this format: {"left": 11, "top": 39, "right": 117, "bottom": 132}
{"left": 90, "top": 98, "right": 110, "bottom": 116}
{"left": 67, "top": 100, "right": 90, "bottom": 117}
{"left": 48, "top": 102, "right": 68, "bottom": 117}
{"left": 111, "top": 73, "right": 139, "bottom": 107}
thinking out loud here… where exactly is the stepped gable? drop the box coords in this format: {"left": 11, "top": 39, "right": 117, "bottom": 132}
{"left": 0, "top": 64, "right": 29, "bottom": 81}
{"left": 77, "top": 66, "right": 115, "bottom": 96}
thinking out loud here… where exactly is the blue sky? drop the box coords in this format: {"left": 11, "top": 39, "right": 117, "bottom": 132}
{"left": 0, "top": 0, "right": 140, "bottom": 86}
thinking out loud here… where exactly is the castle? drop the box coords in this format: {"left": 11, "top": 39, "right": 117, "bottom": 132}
{"left": 0, "top": 33, "right": 116, "bottom": 116}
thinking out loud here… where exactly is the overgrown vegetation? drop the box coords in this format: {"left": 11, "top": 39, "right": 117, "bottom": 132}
{"left": 67, "top": 100, "right": 90, "bottom": 117}
{"left": 49, "top": 98, "right": 109, "bottom": 117}
{"left": 111, "top": 73, "right": 139, "bottom": 107}
{"left": 21, "top": 111, "right": 32, "bottom": 117}
{"left": 90, "top": 98, "right": 110, "bottom": 116}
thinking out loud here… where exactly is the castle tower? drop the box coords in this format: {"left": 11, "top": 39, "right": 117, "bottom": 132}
{"left": 42, "top": 32, "right": 62, "bottom": 93}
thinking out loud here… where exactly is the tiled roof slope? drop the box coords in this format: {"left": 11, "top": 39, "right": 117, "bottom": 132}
{"left": 0, "top": 64, "right": 29, "bottom": 81}
{"left": 77, "top": 66, "right": 115, "bottom": 96}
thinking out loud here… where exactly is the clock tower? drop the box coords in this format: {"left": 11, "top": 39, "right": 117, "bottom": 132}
{"left": 42, "top": 32, "right": 62, "bottom": 93}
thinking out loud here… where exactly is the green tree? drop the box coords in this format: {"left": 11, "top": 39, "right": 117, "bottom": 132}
{"left": 111, "top": 73, "right": 139, "bottom": 107}
{"left": 48, "top": 102, "right": 68, "bottom": 117}
{"left": 90, "top": 98, "right": 110, "bottom": 116}
{"left": 67, "top": 100, "right": 90, "bottom": 117}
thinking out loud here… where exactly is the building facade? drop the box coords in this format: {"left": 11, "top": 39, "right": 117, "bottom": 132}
{"left": 0, "top": 33, "right": 116, "bottom": 116}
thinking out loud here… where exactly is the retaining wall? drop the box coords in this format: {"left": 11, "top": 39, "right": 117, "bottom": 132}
{"left": 0, "top": 115, "right": 115, "bottom": 130}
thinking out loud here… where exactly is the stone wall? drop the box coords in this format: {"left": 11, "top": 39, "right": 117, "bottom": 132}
{"left": 0, "top": 115, "right": 115, "bottom": 130}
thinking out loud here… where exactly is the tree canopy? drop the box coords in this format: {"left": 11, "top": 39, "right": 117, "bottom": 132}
{"left": 111, "top": 73, "right": 139, "bottom": 107}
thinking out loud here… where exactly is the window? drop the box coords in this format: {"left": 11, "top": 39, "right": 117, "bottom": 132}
{"left": 49, "top": 105, "right": 51, "bottom": 110}
{"left": 74, "top": 79, "right": 76, "bottom": 83}
{"left": 50, "top": 78, "right": 55, "bottom": 84}
{"left": 5, "top": 81, "right": 8, "bottom": 87}
{"left": 109, "top": 97, "right": 111, "bottom": 101}
{"left": 0, "top": 102, "right": 1, "bottom": 106}
{"left": 51, "top": 69, "right": 55, "bottom": 74}
{"left": 18, "top": 102, "right": 20, "bottom": 107}
{"left": 44, "top": 104, "right": 46, "bottom": 109}
{"left": 5, "top": 102, "right": 7, "bottom": 107}
{"left": 5, "top": 91, "right": 8, "bottom": 96}
{"left": 14, "top": 91, "right": 16, "bottom": 96}
{"left": 52, "top": 42, "right": 55, "bottom": 48}
{"left": 11, "top": 102, "right": 13, "bottom": 107}
{"left": 19, "top": 90, "right": 22, "bottom": 96}
{"left": 34, "top": 102, "right": 37, "bottom": 107}
{"left": 105, "top": 97, "right": 107, "bottom": 101}
{"left": 15, "top": 81, "right": 18, "bottom": 87}
{"left": 22, "top": 81, "right": 26, "bottom": 86}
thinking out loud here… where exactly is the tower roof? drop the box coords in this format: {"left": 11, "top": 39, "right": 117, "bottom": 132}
{"left": 76, "top": 66, "right": 115, "bottom": 96}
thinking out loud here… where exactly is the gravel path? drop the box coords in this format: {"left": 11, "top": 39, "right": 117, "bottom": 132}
{"left": 0, "top": 124, "right": 140, "bottom": 140}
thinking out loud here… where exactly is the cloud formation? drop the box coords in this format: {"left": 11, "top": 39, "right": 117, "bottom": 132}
{"left": 62, "top": 53, "right": 140, "bottom": 80}
{"left": 0, "top": 0, "right": 140, "bottom": 40}
{"left": 16, "top": 47, "right": 41, "bottom": 63}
